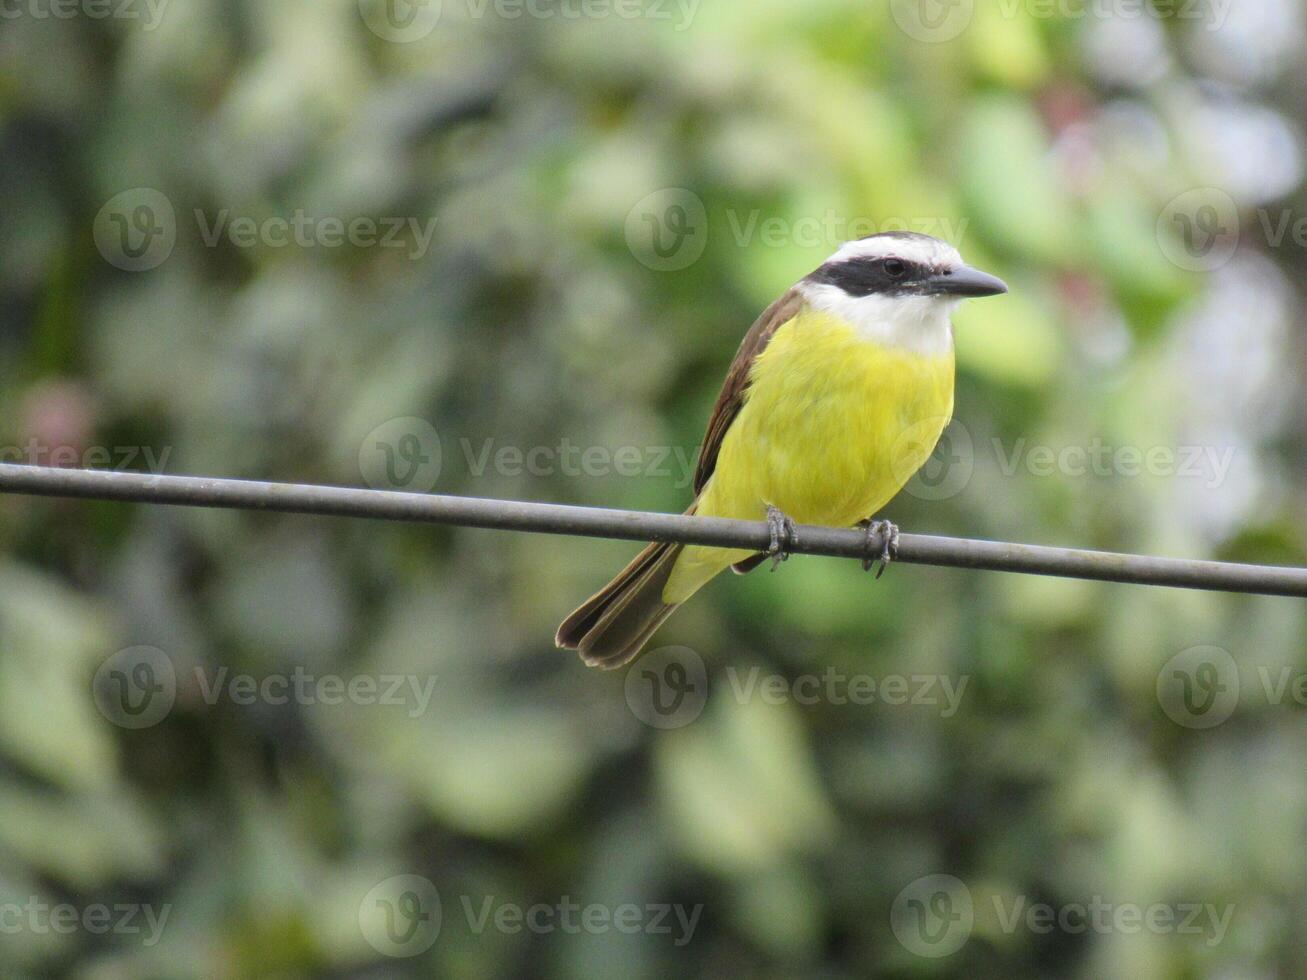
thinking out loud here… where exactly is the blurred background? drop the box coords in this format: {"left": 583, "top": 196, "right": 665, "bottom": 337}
{"left": 2, "top": 0, "right": 1307, "bottom": 976}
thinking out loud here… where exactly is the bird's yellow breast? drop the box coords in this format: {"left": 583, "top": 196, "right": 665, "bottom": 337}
{"left": 706, "top": 307, "right": 955, "bottom": 525}
{"left": 665, "top": 308, "right": 954, "bottom": 603}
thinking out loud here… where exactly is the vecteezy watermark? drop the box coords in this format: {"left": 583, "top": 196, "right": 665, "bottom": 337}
{"left": 92, "top": 646, "right": 178, "bottom": 730}
{"left": 625, "top": 189, "right": 710, "bottom": 272}
{"left": 1156, "top": 188, "right": 1241, "bottom": 273}
{"left": 458, "top": 896, "right": 701, "bottom": 947}
{"left": 1157, "top": 645, "right": 1307, "bottom": 730}
{"left": 990, "top": 895, "right": 1234, "bottom": 947}
{"left": 999, "top": 0, "right": 1231, "bottom": 28}
{"left": 724, "top": 667, "right": 969, "bottom": 718}
{"left": 360, "top": 875, "right": 443, "bottom": 958}
{"left": 190, "top": 667, "right": 438, "bottom": 719}
{"left": 193, "top": 210, "right": 437, "bottom": 261}
{"left": 357, "top": 0, "right": 443, "bottom": 41}
{"left": 358, "top": 419, "right": 704, "bottom": 493}
{"left": 721, "top": 211, "right": 969, "bottom": 253}
{"left": 1255, "top": 208, "right": 1307, "bottom": 251}
{"left": 894, "top": 419, "right": 1237, "bottom": 504}
{"left": 0, "top": 0, "right": 171, "bottom": 30}
{"left": 623, "top": 190, "right": 969, "bottom": 272}
{"left": 92, "top": 646, "right": 439, "bottom": 729}
{"left": 93, "top": 189, "right": 177, "bottom": 273}
{"left": 624, "top": 646, "right": 710, "bottom": 730}
{"left": 1156, "top": 645, "right": 1240, "bottom": 730}
{"left": 0, "top": 898, "right": 171, "bottom": 947}
{"left": 1253, "top": 666, "right": 1307, "bottom": 711}
{"left": 359, "top": 418, "right": 444, "bottom": 493}
{"left": 0, "top": 440, "right": 172, "bottom": 473}
{"left": 1176, "top": 201, "right": 1307, "bottom": 273}
{"left": 357, "top": 0, "right": 700, "bottom": 41}
{"left": 357, "top": 415, "right": 1236, "bottom": 502}
{"left": 93, "top": 189, "right": 438, "bottom": 271}
{"left": 1158, "top": 190, "right": 1307, "bottom": 273}
{"left": 359, "top": 875, "right": 702, "bottom": 958}
{"left": 622, "top": 648, "right": 969, "bottom": 730}
{"left": 892, "top": 874, "right": 1234, "bottom": 958}
{"left": 462, "top": 438, "right": 700, "bottom": 489}
{"left": 991, "top": 439, "right": 1235, "bottom": 491}
{"left": 890, "top": 0, "right": 1230, "bottom": 43}
{"left": 890, "top": 0, "right": 975, "bottom": 43}
{"left": 891, "top": 875, "right": 975, "bottom": 957}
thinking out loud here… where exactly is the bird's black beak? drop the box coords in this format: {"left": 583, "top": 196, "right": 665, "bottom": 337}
{"left": 926, "top": 265, "right": 1008, "bottom": 298}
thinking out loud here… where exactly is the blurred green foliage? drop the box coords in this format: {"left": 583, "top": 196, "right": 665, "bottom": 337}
{"left": 2, "top": 0, "right": 1307, "bottom": 977}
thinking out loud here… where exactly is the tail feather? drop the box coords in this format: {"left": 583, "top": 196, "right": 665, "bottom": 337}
{"left": 556, "top": 540, "right": 684, "bottom": 670}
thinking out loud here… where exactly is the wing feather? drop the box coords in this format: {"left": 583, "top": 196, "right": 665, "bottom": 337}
{"left": 693, "top": 288, "right": 805, "bottom": 495}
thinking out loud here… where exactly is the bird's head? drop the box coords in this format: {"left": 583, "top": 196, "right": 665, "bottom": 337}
{"left": 799, "top": 232, "right": 1007, "bottom": 354}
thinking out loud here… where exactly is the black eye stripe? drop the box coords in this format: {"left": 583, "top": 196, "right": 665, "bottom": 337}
{"left": 807, "top": 257, "right": 933, "bottom": 297}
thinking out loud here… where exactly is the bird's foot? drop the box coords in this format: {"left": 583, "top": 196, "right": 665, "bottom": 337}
{"left": 860, "top": 519, "right": 900, "bottom": 578}
{"left": 766, "top": 506, "right": 800, "bottom": 571}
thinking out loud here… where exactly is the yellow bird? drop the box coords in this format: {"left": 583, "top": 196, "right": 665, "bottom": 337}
{"left": 557, "top": 232, "right": 1007, "bottom": 668}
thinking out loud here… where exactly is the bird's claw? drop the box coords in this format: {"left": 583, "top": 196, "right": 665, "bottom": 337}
{"left": 862, "top": 520, "right": 900, "bottom": 578}
{"left": 767, "top": 506, "right": 799, "bottom": 571}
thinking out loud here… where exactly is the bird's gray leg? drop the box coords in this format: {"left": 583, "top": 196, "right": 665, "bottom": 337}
{"left": 859, "top": 519, "right": 901, "bottom": 578}
{"left": 766, "top": 505, "right": 799, "bottom": 571}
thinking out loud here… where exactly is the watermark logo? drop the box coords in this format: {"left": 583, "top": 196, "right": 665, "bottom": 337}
{"left": 358, "top": 0, "right": 442, "bottom": 41}
{"left": 360, "top": 418, "right": 444, "bottom": 492}
{"left": 625, "top": 198, "right": 969, "bottom": 271}
{"left": 448, "top": 423, "right": 1234, "bottom": 503}
{"left": 94, "top": 647, "right": 439, "bottom": 729}
{"left": 92, "top": 646, "right": 177, "bottom": 729}
{"left": 439, "top": 422, "right": 1234, "bottom": 500}
{"left": 891, "top": 0, "right": 975, "bottom": 43}
{"left": 360, "top": 875, "right": 442, "bottom": 958}
{"left": 625, "top": 188, "right": 708, "bottom": 272}
{"left": 891, "top": 874, "right": 974, "bottom": 958}
{"left": 1156, "top": 645, "right": 1239, "bottom": 729}
{"left": 359, "top": 875, "right": 701, "bottom": 955}
{"left": 889, "top": 416, "right": 962, "bottom": 503}
{"left": 1156, "top": 188, "right": 1240, "bottom": 273}
{"left": 94, "top": 188, "right": 177, "bottom": 273}
{"left": 899, "top": 419, "right": 975, "bottom": 503}
{"left": 623, "top": 656, "right": 968, "bottom": 729}
{"left": 890, "top": 418, "right": 1237, "bottom": 503}
{"left": 94, "top": 189, "right": 439, "bottom": 270}
{"left": 893, "top": 874, "right": 1234, "bottom": 958}
{"left": 624, "top": 645, "right": 708, "bottom": 730}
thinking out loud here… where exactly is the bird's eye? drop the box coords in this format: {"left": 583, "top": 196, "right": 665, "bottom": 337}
{"left": 884, "top": 258, "right": 908, "bottom": 279}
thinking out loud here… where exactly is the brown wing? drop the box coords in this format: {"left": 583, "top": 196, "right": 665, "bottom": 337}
{"left": 693, "top": 287, "right": 805, "bottom": 496}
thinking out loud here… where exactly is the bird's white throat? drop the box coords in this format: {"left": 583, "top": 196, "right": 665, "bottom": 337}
{"left": 798, "top": 282, "right": 958, "bottom": 357}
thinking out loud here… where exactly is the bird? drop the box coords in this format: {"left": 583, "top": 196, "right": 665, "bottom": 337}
{"left": 557, "top": 231, "right": 1007, "bottom": 669}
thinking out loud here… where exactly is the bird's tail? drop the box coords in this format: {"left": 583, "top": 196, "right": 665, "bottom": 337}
{"left": 555, "top": 535, "right": 686, "bottom": 671}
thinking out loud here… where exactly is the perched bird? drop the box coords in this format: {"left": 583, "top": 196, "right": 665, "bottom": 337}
{"left": 557, "top": 232, "right": 1007, "bottom": 669}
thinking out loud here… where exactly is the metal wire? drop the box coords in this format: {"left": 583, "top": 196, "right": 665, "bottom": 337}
{"left": 2, "top": 463, "right": 1305, "bottom": 597}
